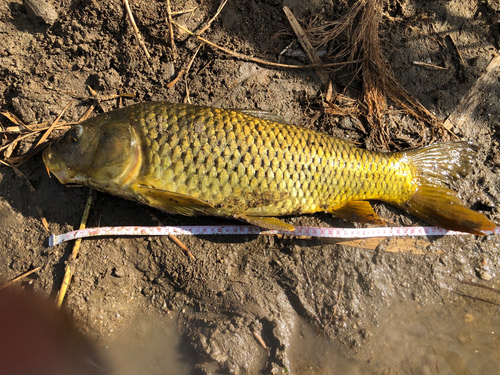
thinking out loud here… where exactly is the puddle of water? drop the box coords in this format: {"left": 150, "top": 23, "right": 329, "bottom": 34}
{"left": 104, "top": 311, "right": 193, "bottom": 375}
{"left": 103, "top": 301, "right": 499, "bottom": 374}
{"left": 365, "top": 305, "right": 500, "bottom": 374}
{"left": 287, "top": 302, "right": 500, "bottom": 375}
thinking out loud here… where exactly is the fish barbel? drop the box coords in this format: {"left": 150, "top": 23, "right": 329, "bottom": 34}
{"left": 43, "top": 102, "right": 495, "bottom": 235}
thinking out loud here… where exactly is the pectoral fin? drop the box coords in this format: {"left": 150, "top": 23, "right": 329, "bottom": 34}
{"left": 134, "top": 185, "right": 214, "bottom": 216}
{"left": 239, "top": 215, "right": 296, "bottom": 231}
{"left": 329, "top": 201, "right": 386, "bottom": 225}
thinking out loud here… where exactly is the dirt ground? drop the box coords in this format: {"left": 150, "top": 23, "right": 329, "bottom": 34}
{"left": 1, "top": 0, "right": 500, "bottom": 374}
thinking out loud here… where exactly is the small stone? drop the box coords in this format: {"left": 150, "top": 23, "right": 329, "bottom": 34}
{"left": 23, "top": 0, "right": 58, "bottom": 25}
{"left": 112, "top": 267, "right": 125, "bottom": 278}
{"left": 477, "top": 268, "right": 492, "bottom": 281}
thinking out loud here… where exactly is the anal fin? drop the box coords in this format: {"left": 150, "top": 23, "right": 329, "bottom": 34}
{"left": 134, "top": 185, "right": 214, "bottom": 216}
{"left": 329, "top": 201, "right": 386, "bottom": 225}
{"left": 239, "top": 215, "right": 296, "bottom": 231}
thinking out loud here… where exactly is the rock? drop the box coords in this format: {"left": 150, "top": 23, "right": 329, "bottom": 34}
{"left": 476, "top": 268, "right": 493, "bottom": 281}
{"left": 23, "top": 0, "right": 58, "bottom": 25}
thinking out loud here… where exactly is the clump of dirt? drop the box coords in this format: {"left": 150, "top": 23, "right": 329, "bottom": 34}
{"left": 1, "top": 0, "right": 500, "bottom": 373}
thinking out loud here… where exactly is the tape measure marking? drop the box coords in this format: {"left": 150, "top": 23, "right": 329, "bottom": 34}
{"left": 48, "top": 226, "right": 500, "bottom": 247}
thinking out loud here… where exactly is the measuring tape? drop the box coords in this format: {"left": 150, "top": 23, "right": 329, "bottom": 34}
{"left": 48, "top": 225, "right": 500, "bottom": 247}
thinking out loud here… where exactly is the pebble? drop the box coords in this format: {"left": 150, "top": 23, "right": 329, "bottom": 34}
{"left": 23, "top": 0, "right": 58, "bottom": 25}
{"left": 477, "top": 268, "right": 493, "bottom": 281}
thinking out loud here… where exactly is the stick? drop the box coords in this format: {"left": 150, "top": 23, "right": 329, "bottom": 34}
{"left": 443, "top": 55, "right": 500, "bottom": 131}
{"left": 56, "top": 189, "right": 93, "bottom": 308}
{"left": 167, "top": 44, "right": 201, "bottom": 90}
{"left": 460, "top": 279, "right": 500, "bottom": 294}
{"left": 166, "top": 0, "right": 177, "bottom": 60}
{"left": 412, "top": 61, "right": 449, "bottom": 70}
{"left": 34, "top": 101, "right": 73, "bottom": 150}
{"left": 283, "top": 6, "right": 330, "bottom": 87}
{"left": 171, "top": 6, "right": 197, "bottom": 16}
{"left": 452, "top": 291, "right": 500, "bottom": 306}
{"left": 197, "top": 0, "right": 228, "bottom": 36}
{"left": 123, "top": 0, "right": 151, "bottom": 59}
{"left": 447, "top": 34, "right": 465, "bottom": 66}
{"left": 169, "top": 234, "right": 196, "bottom": 261}
{"left": 0, "top": 266, "right": 42, "bottom": 290}
{"left": 252, "top": 331, "right": 267, "bottom": 349}
{"left": 147, "top": 211, "right": 196, "bottom": 260}
{"left": 173, "top": 22, "right": 364, "bottom": 70}
{"left": 0, "top": 111, "right": 26, "bottom": 129}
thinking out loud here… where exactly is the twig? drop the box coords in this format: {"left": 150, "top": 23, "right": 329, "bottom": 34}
{"left": 447, "top": 34, "right": 465, "bottom": 66}
{"left": 123, "top": 0, "right": 151, "bottom": 59}
{"left": 184, "top": 80, "right": 191, "bottom": 104}
{"left": 0, "top": 266, "right": 42, "bottom": 290}
{"left": 56, "top": 189, "right": 94, "bottom": 308}
{"left": 79, "top": 105, "right": 95, "bottom": 122}
{"left": 171, "top": 6, "right": 197, "bottom": 16}
{"left": 147, "top": 211, "right": 196, "bottom": 260}
{"left": 197, "top": 0, "right": 228, "bottom": 36}
{"left": 460, "top": 279, "right": 500, "bottom": 294}
{"left": 252, "top": 331, "right": 268, "bottom": 349}
{"left": 283, "top": 6, "right": 330, "bottom": 87}
{"left": 0, "top": 132, "right": 36, "bottom": 154}
{"left": 1, "top": 121, "right": 72, "bottom": 134}
{"left": 452, "top": 290, "right": 500, "bottom": 306}
{"left": 184, "top": 44, "right": 201, "bottom": 103}
{"left": 167, "top": 44, "right": 201, "bottom": 90}
{"left": 166, "top": 0, "right": 177, "bottom": 60}
{"left": 34, "top": 101, "right": 73, "bottom": 150}
{"left": 443, "top": 55, "right": 500, "bottom": 131}
{"left": 86, "top": 86, "right": 136, "bottom": 102}
{"left": 169, "top": 234, "right": 196, "bottom": 260}
{"left": 412, "top": 61, "right": 449, "bottom": 70}
{"left": 173, "top": 21, "right": 364, "bottom": 70}
{"left": 3, "top": 115, "right": 72, "bottom": 165}
{"left": 1, "top": 103, "right": 71, "bottom": 163}
{"left": 0, "top": 111, "right": 26, "bottom": 129}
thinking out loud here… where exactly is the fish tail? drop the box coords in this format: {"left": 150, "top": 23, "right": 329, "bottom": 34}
{"left": 399, "top": 142, "right": 495, "bottom": 235}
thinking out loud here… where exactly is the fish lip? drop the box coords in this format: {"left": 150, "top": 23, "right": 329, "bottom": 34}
{"left": 42, "top": 147, "right": 77, "bottom": 184}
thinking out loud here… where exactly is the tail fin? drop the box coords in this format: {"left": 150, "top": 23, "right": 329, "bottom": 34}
{"left": 399, "top": 142, "right": 495, "bottom": 235}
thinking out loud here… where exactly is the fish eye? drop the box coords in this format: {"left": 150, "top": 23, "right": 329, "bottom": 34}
{"left": 68, "top": 125, "right": 83, "bottom": 143}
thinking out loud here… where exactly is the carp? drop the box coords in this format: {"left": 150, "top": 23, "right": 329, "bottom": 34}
{"left": 43, "top": 102, "right": 495, "bottom": 235}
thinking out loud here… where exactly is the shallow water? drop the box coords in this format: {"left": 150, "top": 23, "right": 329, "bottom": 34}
{"left": 358, "top": 304, "right": 500, "bottom": 374}
{"left": 103, "top": 299, "right": 500, "bottom": 374}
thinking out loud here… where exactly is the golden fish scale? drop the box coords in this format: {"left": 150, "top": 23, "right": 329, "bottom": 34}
{"left": 125, "top": 103, "right": 416, "bottom": 217}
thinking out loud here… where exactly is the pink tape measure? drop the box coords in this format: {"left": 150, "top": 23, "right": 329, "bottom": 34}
{"left": 48, "top": 225, "right": 500, "bottom": 246}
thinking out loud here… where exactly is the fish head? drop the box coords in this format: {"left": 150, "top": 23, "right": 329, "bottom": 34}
{"left": 43, "top": 114, "right": 140, "bottom": 188}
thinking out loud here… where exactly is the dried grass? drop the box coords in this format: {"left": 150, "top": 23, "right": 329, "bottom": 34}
{"left": 304, "top": 0, "right": 451, "bottom": 149}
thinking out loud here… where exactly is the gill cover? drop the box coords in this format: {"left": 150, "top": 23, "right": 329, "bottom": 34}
{"left": 43, "top": 112, "right": 140, "bottom": 187}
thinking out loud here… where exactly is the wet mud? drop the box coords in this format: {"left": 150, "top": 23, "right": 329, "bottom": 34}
{"left": 1, "top": 0, "right": 500, "bottom": 373}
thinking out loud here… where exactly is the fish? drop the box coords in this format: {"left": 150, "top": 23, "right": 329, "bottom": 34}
{"left": 42, "top": 101, "right": 495, "bottom": 235}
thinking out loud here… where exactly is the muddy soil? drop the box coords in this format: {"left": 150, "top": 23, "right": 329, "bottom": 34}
{"left": 1, "top": 0, "right": 500, "bottom": 374}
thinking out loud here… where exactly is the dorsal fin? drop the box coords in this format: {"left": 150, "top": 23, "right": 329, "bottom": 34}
{"left": 238, "top": 109, "right": 285, "bottom": 123}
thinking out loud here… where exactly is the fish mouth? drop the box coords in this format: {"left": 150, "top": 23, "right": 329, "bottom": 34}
{"left": 42, "top": 147, "right": 78, "bottom": 184}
